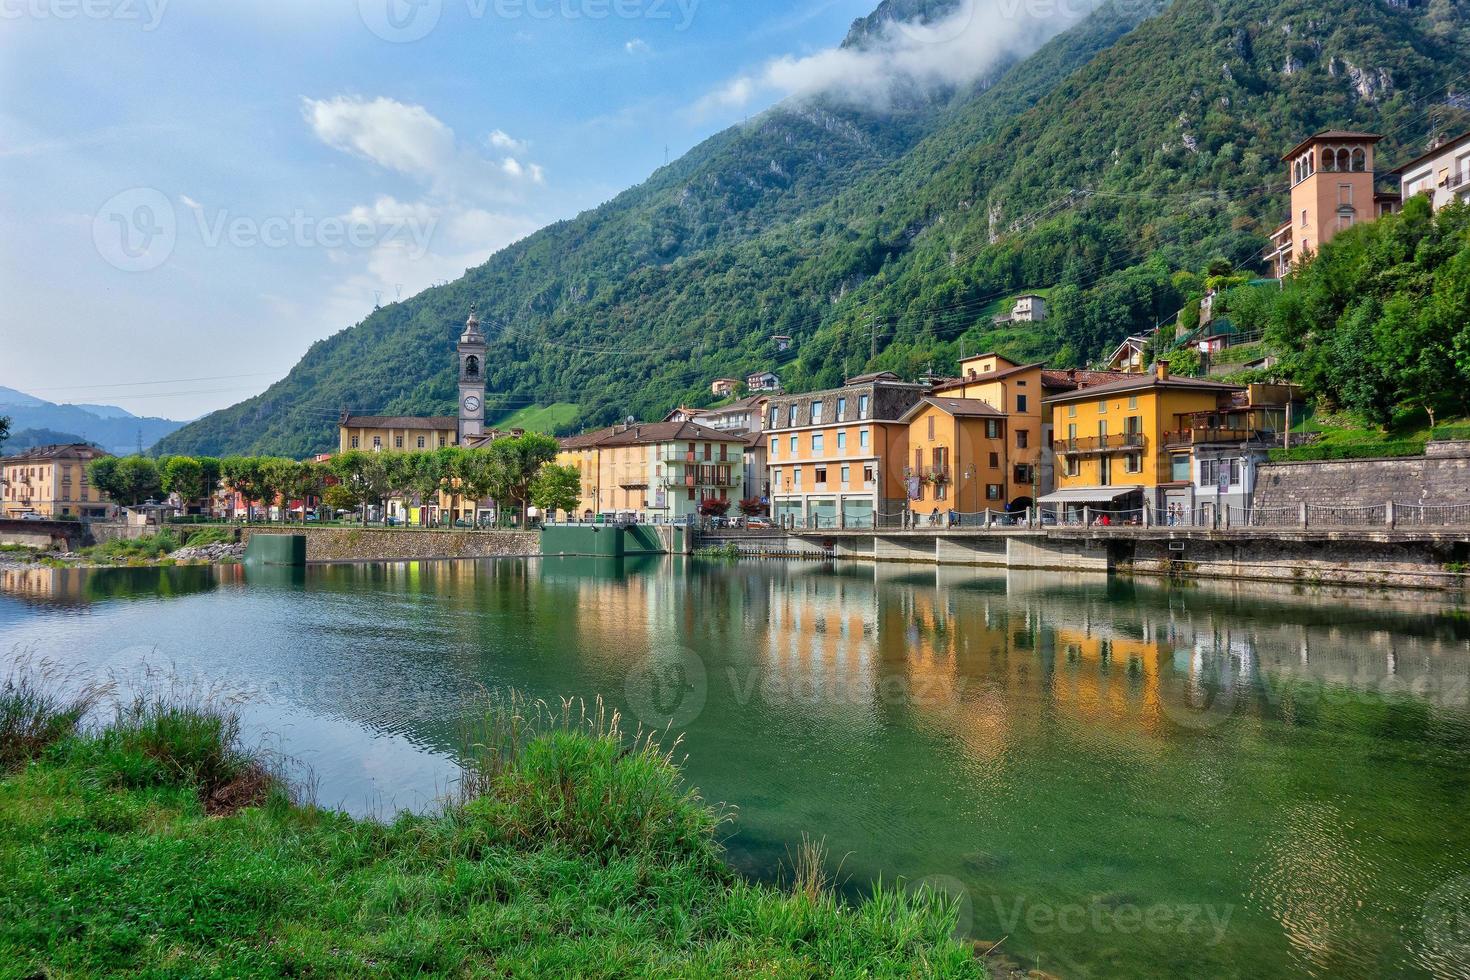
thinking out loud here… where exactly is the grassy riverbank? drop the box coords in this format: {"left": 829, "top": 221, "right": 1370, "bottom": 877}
{"left": 0, "top": 672, "right": 982, "bottom": 977}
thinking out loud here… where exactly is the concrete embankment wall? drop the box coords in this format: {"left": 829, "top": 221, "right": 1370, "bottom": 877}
{"left": 241, "top": 527, "right": 538, "bottom": 563}
{"left": 1253, "top": 441, "right": 1470, "bottom": 509}
{"left": 1116, "top": 535, "right": 1470, "bottom": 591}
{"left": 0, "top": 519, "right": 87, "bottom": 551}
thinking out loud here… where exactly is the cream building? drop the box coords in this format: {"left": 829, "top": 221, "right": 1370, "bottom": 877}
{"left": 1, "top": 444, "right": 114, "bottom": 519}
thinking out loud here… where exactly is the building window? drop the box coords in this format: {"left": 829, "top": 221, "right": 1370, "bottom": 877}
{"left": 1171, "top": 454, "right": 1191, "bottom": 482}
{"left": 927, "top": 416, "right": 936, "bottom": 440}
{"left": 985, "top": 419, "right": 1001, "bottom": 439}
{"left": 986, "top": 484, "right": 1003, "bottom": 501}
{"left": 794, "top": 468, "right": 802, "bottom": 489}
{"left": 858, "top": 395, "right": 870, "bottom": 420}
{"left": 1301, "top": 208, "right": 1308, "bottom": 228}
{"left": 989, "top": 452, "right": 999, "bottom": 468}
{"left": 863, "top": 464, "right": 875, "bottom": 485}
{"left": 1065, "top": 457, "right": 1080, "bottom": 477}
{"left": 772, "top": 468, "right": 781, "bottom": 490}
{"left": 789, "top": 436, "right": 797, "bottom": 454}
{"left": 1068, "top": 404, "right": 1077, "bottom": 418}
{"left": 351, "top": 436, "right": 360, "bottom": 449}
{"left": 1016, "top": 429, "right": 1029, "bottom": 449}
{"left": 417, "top": 436, "right": 426, "bottom": 449}
{"left": 439, "top": 435, "right": 447, "bottom": 448}
{"left": 812, "top": 434, "right": 824, "bottom": 453}
{"left": 1128, "top": 395, "right": 1138, "bottom": 409}
{"left": 771, "top": 408, "right": 780, "bottom": 429}
{"left": 1014, "top": 464, "right": 1032, "bottom": 485}
{"left": 837, "top": 397, "right": 847, "bottom": 420}
{"left": 788, "top": 405, "right": 798, "bottom": 427}
{"left": 1016, "top": 394, "right": 1027, "bottom": 413}
{"left": 373, "top": 436, "right": 382, "bottom": 449}
{"left": 837, "top": 431, "right": 847, "bottom": 450}
{"left": 815, "top": 466, "right": 827, "bottom": 486}
{"left": 770, "top": 438, "right": 778, "bottom": 457}
{"left": 840, "top": 465, "right": 850, "bottom": 485}
{"left": 1124, "top": 453, "right": 1142, "bottom": 474}
{"left": 395, "top": 436, "right": 404, "bottom": 449}
{"left": 810, "top": 401, "right": 823, "bottom": 425}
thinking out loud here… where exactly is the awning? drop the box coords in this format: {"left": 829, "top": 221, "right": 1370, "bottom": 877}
{"left": 1037, "top": 486, "right": 1141, "bottom": 505}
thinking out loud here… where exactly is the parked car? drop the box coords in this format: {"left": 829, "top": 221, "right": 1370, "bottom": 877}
{"left": 17, "top": 512, "right": 45, "bottom": 521}
{"left": 746, "top": 516, "right": 774, "bottom": 529}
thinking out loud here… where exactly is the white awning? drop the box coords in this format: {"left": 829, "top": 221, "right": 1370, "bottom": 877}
{"left": 1037, "top": 486, "right": 1142, "bottom": 505}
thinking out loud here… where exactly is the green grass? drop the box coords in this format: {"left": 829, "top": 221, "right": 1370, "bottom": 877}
{"left": 1270, "top": 407, "right": 1470, "bottom": 461}
{"left": 490, "top": 402, "right": 581, "bottom": 434}
{"left": 0, "top": 683, "right": 983, "bottom": 978}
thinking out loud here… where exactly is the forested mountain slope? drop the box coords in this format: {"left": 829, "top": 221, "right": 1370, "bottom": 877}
{"left": 158, "top": 0, "right": 1470, "bottom": 458}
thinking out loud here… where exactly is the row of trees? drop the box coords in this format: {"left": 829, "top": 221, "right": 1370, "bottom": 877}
{"left": 86, "top": 433, "right": 586, "bottom": 526}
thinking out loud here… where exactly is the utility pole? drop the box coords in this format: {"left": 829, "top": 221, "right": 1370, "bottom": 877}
{"left": 870, "top": 315, "right": 879, "bottom": 362}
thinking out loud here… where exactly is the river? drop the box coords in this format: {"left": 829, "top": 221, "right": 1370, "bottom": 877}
{"left": 3, "top": 557, "right": 1469, "bottom": 978}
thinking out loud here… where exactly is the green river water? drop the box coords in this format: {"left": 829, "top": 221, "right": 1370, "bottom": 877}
{"left": 2, "top": 557, "right": 1469, "bottom": 978}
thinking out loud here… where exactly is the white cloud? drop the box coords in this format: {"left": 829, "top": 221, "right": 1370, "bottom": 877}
{"left": 488, "top": 128, "right": 528, "bottom": 153}
{"left": 697, "top": 0, "right": 1103, "bottom": 115}
{"left": 301, "top": 95, "right": 455, "bottom": 178}
{"left": 625, "top": 38, "right": 651, "bottom": 56}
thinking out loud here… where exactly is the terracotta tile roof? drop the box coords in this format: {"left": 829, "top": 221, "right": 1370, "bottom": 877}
{"left": 341, "top": 415, "right": 458, "bottom": 431}
{"left": 558, "top": 420, "right": 744, "bottom": 450}
{"left": 1043, "top": 374, "right": 1242, "bottom": 404}
{"left": 901, "top": 397, "right": 1005, "bottom": 423}
{"left": 1, "top": 443, "right": 109, "bottom": 464}
{"left": 1040, "top": 368, "right": 1138, "bottom": 391}
{"left": 931, "top": 361, "right": 1044, "bottom": 392}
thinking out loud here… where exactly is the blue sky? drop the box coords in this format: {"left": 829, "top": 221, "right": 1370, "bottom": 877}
{"left": 0, "top": 0, "right": 1085, "bottom": 420}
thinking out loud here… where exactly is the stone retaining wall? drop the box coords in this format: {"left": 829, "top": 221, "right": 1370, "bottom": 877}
{"left": 1253, "top": 441, "right": 1470, "bottom": 510}
{"left": 1118, "top": 536, "right": 1469, "bottom": 591}
{"left": 241, "top": 527, "right": 538, "bottom": 563}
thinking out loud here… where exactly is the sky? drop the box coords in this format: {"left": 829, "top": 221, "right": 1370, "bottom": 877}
{"left": 0, "top": 0, "right": 1092, "bottom": 421}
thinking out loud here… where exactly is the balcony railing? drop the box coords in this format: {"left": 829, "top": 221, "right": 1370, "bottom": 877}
{"left": 1163, "top": 428, "right": 1280, "bottom": 447}
{"left": 1055, "top": 433, "right": 1146, "bottom": 455}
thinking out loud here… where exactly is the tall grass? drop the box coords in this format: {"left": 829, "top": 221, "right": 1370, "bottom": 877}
{"left": 455, "top": 693, "right": 728, "bottom": 867}
{"left": 0, "top": 656, "right": 109, "bottom": 772}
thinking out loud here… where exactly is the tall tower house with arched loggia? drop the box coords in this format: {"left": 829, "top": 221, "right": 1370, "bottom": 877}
{"left": 1267, "top": 131, "right": 1382, "bottom": 277}
{"left": 458, "top": 307, "right": 488, "bottom": 443}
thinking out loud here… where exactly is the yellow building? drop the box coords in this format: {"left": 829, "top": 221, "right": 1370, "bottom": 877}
{"left": 556, "top": 420, "right": 746, "bottom": 523}
{"left": 1, "top": 444, "right": 114, "bottom": 519}
{"left": 1042, "top": 361, "right": 1243, "bottom": 518}
{"left": 337, "top": 415, "right": 459, "bottom": 454}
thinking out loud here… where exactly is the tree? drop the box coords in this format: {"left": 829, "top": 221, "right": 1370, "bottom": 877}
{"left": 322, "top": 482, "right": 362, "bottom": 515}
{"left": 529, "top": 463, "right": 582, "bottom": 519}
{"left": 280, "top": 461, "right": 327, "bottom": 522}
{"left": 738, "top": 497, "right": 765, "bottom": 517}
{"left": 699, "top": 497, "right": 731, "bottom": 518}
{"left": 256, "top": 458, "right": 299, "bottom": 522}
{"left": 197, "top": 457, "right": 223, "bottom": 510}
{"left": 486, "top": 433, "right": 559, "bottom": 527}
{"left": 329, "top": 451, "right": 392, "bottom": 524}
{"left": 161, "top": 456, "right": 206, "bottom": 507}
{"left": 220, "top": 456, "right": 268, "bottom": 521}
{"left": 407, "top": 452, "right": 444, "bottom": 525}
{"left": 456, "top": 448, "right": 496, "bottom": 525}
{"left": 89, "top": 455, "right": 162, "bottom": 507}
{"left": 0, "top": 415, "right": 8, "bottom": 455}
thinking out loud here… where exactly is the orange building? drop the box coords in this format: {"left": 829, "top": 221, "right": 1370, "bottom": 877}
{"left": 1265, "top": 131, "right": 1400, "bottom": 277}
{"left": 898, "top": 396, "right": 1010, "bottom": 519}
{"left": 765, "top": 372, "right": 928, "bottom": 528}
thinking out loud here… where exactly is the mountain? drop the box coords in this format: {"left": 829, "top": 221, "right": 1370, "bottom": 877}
{"left": 0, "top": 388, "right": 185, "bottom": 455}
{"left": 157, "top": 0, "right": 1470, "bottom": 459}
{"left": 5, "top": 428, "right": 98, "bottom": 451}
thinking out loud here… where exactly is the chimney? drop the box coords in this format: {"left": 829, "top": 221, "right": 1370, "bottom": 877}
{"left": 1067, "top": 368, "right": 1077, "bottom": 383}
{"left": 1155, "top": 359, "right": 1170, "bottom": 381}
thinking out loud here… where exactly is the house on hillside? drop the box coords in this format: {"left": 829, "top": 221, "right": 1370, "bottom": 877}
{"left": 993, "top": 294, "right": 1048, "bottom": 325}
{"left": 1104, "top": 336, "right": 1150, "bottom": 374}
{"left": 710, "top": 378, "right": 741, "bottom": 398}
{"left": 746, "top": 371, "right": 780, "bottom": 392}
{"left": 1390, "top": 130, "right": 1470, "bottom": 211}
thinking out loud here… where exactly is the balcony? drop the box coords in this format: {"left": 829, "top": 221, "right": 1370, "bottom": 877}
{"left": 1055, "top": 433, "right": 1146, "bottom": 455}
{"left": 1163, "top": 427, "right": 1255, "bottom": 447}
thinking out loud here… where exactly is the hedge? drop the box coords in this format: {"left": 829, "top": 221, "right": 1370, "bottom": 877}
{"left": 1268, "top": 441, "right": 1426, "bottom": 462}
{"left": 1430, "top": 425, "right": 1470, "bottom": 442}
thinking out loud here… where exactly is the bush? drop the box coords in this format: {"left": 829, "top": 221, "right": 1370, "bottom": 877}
{"left": 1430, "top": 425, "right": 1470, "bottom": 442}
{"left": 1268, "top": 440, "right": 1425, "bottom": 462}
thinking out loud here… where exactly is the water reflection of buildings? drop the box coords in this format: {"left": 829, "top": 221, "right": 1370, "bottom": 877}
{"left": 0, "top": 564, "right": 233, "bottom": 607}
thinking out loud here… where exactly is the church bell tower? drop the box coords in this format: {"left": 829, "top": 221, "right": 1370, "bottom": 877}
{"left": 458, "top": 306, "right": 487, "bottom": 443}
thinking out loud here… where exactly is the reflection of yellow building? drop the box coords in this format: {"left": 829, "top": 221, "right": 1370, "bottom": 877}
{"left": 1, "top": 444, "right": 113, "bottom": 519}
{"left": 1043, "top": 362, "right": 1242, "bottom": 515}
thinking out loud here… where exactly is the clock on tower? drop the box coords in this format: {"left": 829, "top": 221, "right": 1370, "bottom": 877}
{"left": 458, "top": 306, "right": 488, "bottom": 442}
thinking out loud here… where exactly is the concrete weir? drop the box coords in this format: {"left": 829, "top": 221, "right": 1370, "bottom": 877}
{"left": 782, "top": 527, "right": 1470, "bottom": 590}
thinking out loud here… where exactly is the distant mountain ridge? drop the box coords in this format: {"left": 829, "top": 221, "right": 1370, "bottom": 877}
{"left": 156, "top": 0, "right": 1470, "bottom": 459}
{"left": 0, "top": 386, "right": 184, "bottom": 455}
